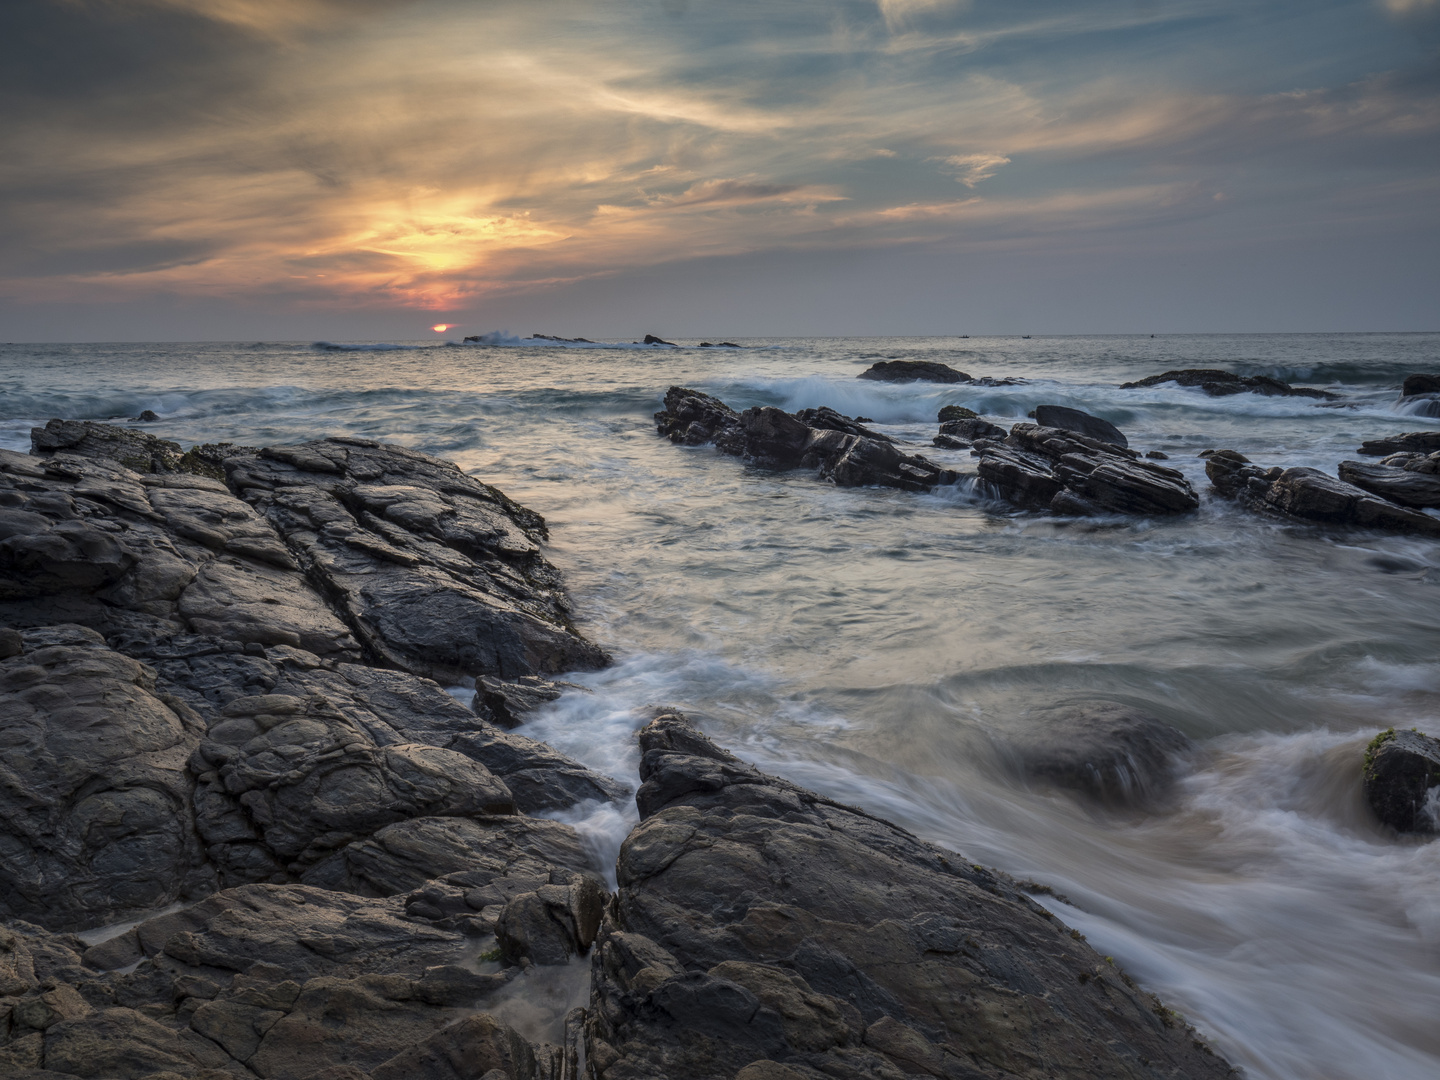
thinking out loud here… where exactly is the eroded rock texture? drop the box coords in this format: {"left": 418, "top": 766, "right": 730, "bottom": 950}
{"left": 222, "top": 438, "right": 609, "bottom": 683}
{"left": 655, "top": 388, "right": 957, "bottom": 492}
{"left": 584, "top": 714, "right": 1233, "bottom": 1080}
{"left": 975, "top": 424, "right": 1199, "bottom": 517}
{"left": 1206, "top": 452, "right": 1440, "bottom": 536}
{"left": 1119, "top": 369, "right": 1336, "bottom": 400}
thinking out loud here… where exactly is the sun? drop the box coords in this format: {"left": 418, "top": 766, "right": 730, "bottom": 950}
{"left": 431, "top": 323, "right": 455, "bottom": 333}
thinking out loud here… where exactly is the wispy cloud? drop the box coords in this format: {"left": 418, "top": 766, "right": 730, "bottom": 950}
{"left": 937, "top": 153, "right": 1012, "bottom": 187}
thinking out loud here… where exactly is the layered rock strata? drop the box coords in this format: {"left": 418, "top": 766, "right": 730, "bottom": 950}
{"left": 655, "top": 388, "right": 957, "bottom": 492}
{"left": 974, "top": 424, "right": 1200, "bottom": 517}
{"left": 584, "top": 714, "right": 1233, "bottom": 1079}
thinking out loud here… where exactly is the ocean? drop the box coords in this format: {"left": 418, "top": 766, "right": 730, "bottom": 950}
{"left": 4, "top": 333, "right": 1439, "bottom": 1078}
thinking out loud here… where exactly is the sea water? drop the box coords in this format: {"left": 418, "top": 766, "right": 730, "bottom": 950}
{"left": 3, "top": 334, "right": 1438, "bottom": 1078}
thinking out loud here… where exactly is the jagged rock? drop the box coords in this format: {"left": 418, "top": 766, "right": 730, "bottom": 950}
{"left": 223, "top": 437, "right": 608, "bottom": 683}
{"left": 655, "top": 390, "right": 957, "bottom": 493}
{"left": 1403, "top": 375, "right": 1440, "bottom": 397}
{"left": 933, "top": 417, "right": 1007, "bottom": 449}
{"left": 0, "top": 448, "right": 358, "bottom": 657}
{"left": 583, "top": 714, "right": 1233, "bottom": 1080}
{"left": 1337, "top": 460, "right": 1440, "bottom": 509}
{"left": 0, "top": 628, "right": 214, "bottom": 931}
{"left": 30, "top": 419, "right": 249, "bottom": 482}
{"left": 1207, "top": 452, "right": 1440, "bottom": 536}
{"left": 1119, "top": 369, "right": 1337, "bottom": 399}
{"left": 1358, "top": 431, "right": 1440, "bottom": 456}
{"left": 791, "top": 408, "right": 893, "bottom": 444}
{"left": 472, "top": 675, "right": 578, "bottom": 729}
{"left": 1004, "top": 702, "right": 1193, "bottom": 806}
{"left": 1362, "top": 728, "right": 1440, "bottom": 834}
{"left": 1032, "top": 405, "right": 1128, "bottom": 448}
{"left": 496, "top": 875, "right": 607, "bottom": 966}
{"left": 976, "top": 424, "right": 1198, "bottom": 516}
{"left": 1377, "top": 450, "right": 1440, "bottom": 475}
{"left": 937, "top": 406, "right": 978, "bottom": 422}
{"left": 857, "top": 360, "right": 968, "bottom": 383}
{"left": 641, "top": 335, "right": 676, "bottom": 346}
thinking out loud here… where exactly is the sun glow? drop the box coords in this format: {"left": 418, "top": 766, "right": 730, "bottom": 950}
{"left": 431, "top": 324, "right": 454, "bottom": 332}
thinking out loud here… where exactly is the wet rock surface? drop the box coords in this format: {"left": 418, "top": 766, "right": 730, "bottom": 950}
{"left": 584, "top": 713, "right": 1233, "bottom": 1079}
{"left": 1206, "top": 452, "right": 1440, "bottom": 536}
{"left": 1119, "top": 369, "right": 1337, "bottom": 400}
{"left": 1363, "top": 728, "right": 1440, "bottom": 834}
{"left": 1336, "top": 460, "right": 1440, "bottom": 509}
{"left": 975, "top": 424, "right": 1199, "bottom": 517}
{"left": 1357, "top": 431, "right": 1440, "bottom": 456}
{"left": 1031, "top": 405, "right": 1128, "bottom": 448}
{"left": 857, "top": 360, "right": 969, "bottom": 383}
{"left": 656, "top": 388, "right": 958, "bottom": 493}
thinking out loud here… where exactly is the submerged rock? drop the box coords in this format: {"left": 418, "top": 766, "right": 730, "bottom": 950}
{"left": 655, "top": 388, "right": 958, "bottom": 493}
{"left": 1206, "top": 452, "right": 1440, "bottom": 536}
{"left": 583, "top": 713, "right": 1233, "bottom": 1079}
{"left": 857, "top": 360, "right": 969, "bottom": 383}
{"left": 1119, "top": 368, "right": 1338, "bottom": 400}
{"left": 1363, "top": 728, "right": 1440, "bottom": 833}
{"left": 1004, "top": 702, "right": 1193, "bottom": 806}
{"left": 975, "top": 424, "right": 1199, "bottom": 516}
{"left": 1032, "top": 404, "right": 1128, "bottom": 448}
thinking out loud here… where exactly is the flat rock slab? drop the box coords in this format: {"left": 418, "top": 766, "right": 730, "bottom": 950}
{"left": 224, "top": 437, "right": 608, "bottom": 683}
{"left": 584, "top": 713, "right": 1234, "bottom": 1080}
{"left": 857, "top": 361, "right": 969, "bottom": 383}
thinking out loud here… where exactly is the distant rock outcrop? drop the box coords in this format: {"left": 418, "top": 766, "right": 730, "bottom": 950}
{"left": 858, "top": 359, "right": 969, "bottom": 383}
{"left": 1120, "top": 368, "right": 1338, "bottom": 400}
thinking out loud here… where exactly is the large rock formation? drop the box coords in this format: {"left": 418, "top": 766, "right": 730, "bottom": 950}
{"left": 1031, "top": 405, "right": 1128, "bottom": 449}
{"left": 974, "top": 424, "right": 1199, "bottom": 517}
{"left": 1356, "top": 432, "right": 1440, "bottom": 456}
{"left": 1336, "top": 459, "right": 1440, "bottom": 509}
{"left": 1206, "top": 452, "right": 1440, "bottom": 536}
{"left": 655, "top": 388, "right": 957, "bottom": 492}
{"left": 1119, "top": 369, "right": 1337, "bottom": 400}
{"left": 857, "top": 360, "right": 969, "bottom": 383}
{"left": 583, "top": 714, "right": 1233, "bottom": 1079}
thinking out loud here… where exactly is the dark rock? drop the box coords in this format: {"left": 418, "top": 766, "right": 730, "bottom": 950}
{"left": 583, "top": 713, "right": 1233, "bottom": 1080}
{"left": 136, "top": 410, "right": 160, "bottom": 423}
{"left": 641, "top": 335, "right": 676, "bottom": 346}
{"left": 656, "top": 389, "right": 957, "bottom": 493}
{"left": 0, "top": 630, "right": 214, "bottom": 930}
{"left": 1337, "top": 460, "right": 1440, "bottom": 509}
{"left": 223, "top": 437, "right": 608, "bottom": 683}
{"left": 1208, "top": 452, "right": 1440, "bottom": 535}
{"left": 857, "top": 360, "right": 969, "bottom": 383}
{"left": 1005, "top": 702, "right": 1193, "bottom": 806}
{"left": 369, "top": 1014, "right": 540, "bottom": 1080}
{"left": 496, "top": 875, "right": 607, "bottom": 966}
{"left": 976, "top": 425, "right": 1198, "bottom": 516}
{"left": 1145, "top": 450, "right": 1169, "bottom": 460}
{"left": 1358, "top": 431, "right": 1440, "bottom": 456}
{"left": 1363, "top": 728, "right": 1440, "bottom": 833}
{"left": 697, "top": 342, "right": 741, "bottom": 349}
{"left": 1402, "top": 374, "right": 1440, "bottom": 397}
{"left": 530, "top": 334, "right": 594, "bottom": 343}
{"left": 473, "top": 674, "right": 580, "bottom": 729}
{"left": 937, "top": 405, "right": 977, "bottom": 422}
{"left": 934, "top": 417, "right": 1007, "bottom": 447}
{"left": 1401, "top": 395, "right": 1440, "bottom": 419}
{"left": 1119, "top": 369, "right": 1338, "bottom": 400}
{"left": 1032, "top": 405, "right": 1128, "bottom": 448}
{"left": 463, "top": 336, "right": 481, "bottom": 343}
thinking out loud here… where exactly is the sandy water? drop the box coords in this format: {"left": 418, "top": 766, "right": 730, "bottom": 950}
{"left": 3, "top": 333, "right": 1439, "bottom": 1078}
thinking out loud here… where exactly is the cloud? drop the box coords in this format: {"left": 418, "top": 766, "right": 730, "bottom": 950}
{"left": 937, "top": 153, "right": 1011, "bottom": 186}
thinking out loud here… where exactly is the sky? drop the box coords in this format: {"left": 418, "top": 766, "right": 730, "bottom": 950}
{"left": 2, "top": 0, "right": 1438, "bottom": 340}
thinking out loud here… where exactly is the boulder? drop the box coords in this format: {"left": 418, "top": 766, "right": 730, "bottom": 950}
{"left": 1004, "top": 702, "right": 1193, "bottom": 806}
{"left": 936, "top": 405, "right": 978, "bottom": 422}
{"left": 472, "top": 675, "right": 575, "bottom": 729}
{"left": 933, "top": 417, "right": 1007, "bottom": 449}
{"left": 857, "top": 360, "right": 969, "bottom": 383}
{"left": 976, "top": 424, "right": 1198, "bottom": 516}
{"left": 791, "top": 408, "right": 893, "bottom": 444}
{"left": 583, "top": 713, "right": 1233, "bottom": 1079}
{"left": 223, "top": 437, "right": 608, "bottom": 683}
{"left": 1032, "top": 405, "right": 1128, "bottom": 448}
{"left": 1357, "top": 432, "right": 1440, "bottom": 456}
{"left": 1119, "top": 369, "right": 1337, "bottom": 400}
{"left": 1402, "top": 374, "right": 1440, "bottom": 397}
{"left": 0, "top": 628, "right": 213, "bottom": 931}
{"left": 1362, "top": 728, "right": 1440, "bottom": 833}
{"left": 1337, "top": 461, "right": 1440, "bottom": 509}
{"left": 654, "top": 387, "right": 743, "bottom": 449}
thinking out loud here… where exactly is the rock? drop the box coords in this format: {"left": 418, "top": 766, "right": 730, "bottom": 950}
{"left": 1402, "top": 374, "right": 1440, "bottom": 397}
{"left": 857, "top": 360, "right": 969, "bottom": 383}
{"left": 530, "top": 334, "right": 594, "bottom": 343}
{"left": 656, "top": 390, "right": 957, "bottom": 493}
{"left": 1358, "top": 431, "right": 1440, "bottom": 456}
{"left": 1031, "top": 405, "right": 1128, "bottom": 448}
{"left": 1400, "top": 396, "right": 1440, "bottom": 419}
{"left": 1004, "top": 702, "right": 1193, "bottom": 806}
{"left": 1337, "top": 460, "right": 1440, "bottom": 509}
{"left": 472, "top": 675, "right": 576, "bottom": 729}
{"left": 697, "top": 342, "right": 741, "bottom": 349}
{"left": 137, "top": 410, "right": 160, "bottom": 423}
{"left": 369, "top": 1014, "right": 540, "bottom": 1080}
{"left": 1119, "top": 369, "right": 1337, "bottom": 400}
{"left": 496, "top": 875, "right": 607, "bottom": 966}
{"left": 1208, "top": 454, "right": 1440, "bottom": 536}
{"left": 976, "top": 424, "right": 1198, "bottom": 516}
{"left": 1363, "top": 728, "right": 1440, "bottom": 833}
{"left": 1145, "top": 450, "right": 1169, "bottom": 460}
{"left": 584, "top": 713, "right": 1233, "bottom": 1079}
{"left": 641, "top": 335, "right": 676, "bottom": 346}
{"left": 223, "top": 437, "right": 608, "bottom": 683}
{"left": 937, "top": 406, "right": 977, "bottom": 422}
{"left": 0, "top": 447, "right": 359, "bottom": 657}
{"left": 0, "top": 630, "right": 214, "bottom": 931}
{"left": 933, "top": 417, "right": 1007, "bottom": 449}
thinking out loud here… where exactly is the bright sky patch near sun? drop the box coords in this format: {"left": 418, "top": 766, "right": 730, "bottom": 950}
{"left": 2, "top": 0, "right": 1438, "bottom": 335}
